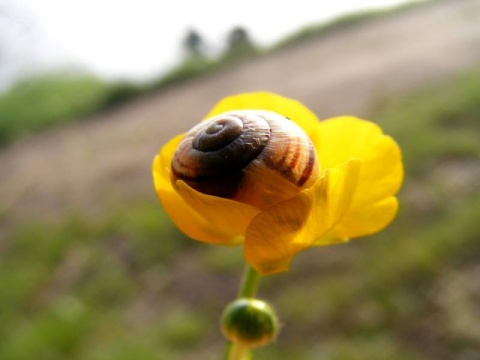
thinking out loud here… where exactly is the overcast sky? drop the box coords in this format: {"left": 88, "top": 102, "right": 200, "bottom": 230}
{"left": 0, "top": 0, "right": 411, "bottom": 88}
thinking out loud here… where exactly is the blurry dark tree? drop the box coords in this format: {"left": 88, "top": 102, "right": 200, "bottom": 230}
{"left": 183, "top": 29, "right": 208, "bottom": 60}
{"left": 153, "top": 28, "right": 213, "bottom": 89}
{"left": 222, "top": 26, "right": 258, "bottom": 61}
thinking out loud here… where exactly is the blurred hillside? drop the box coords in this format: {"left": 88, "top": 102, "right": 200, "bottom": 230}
{"left": 0, "top": 0, "right": 480, "bottom": 359}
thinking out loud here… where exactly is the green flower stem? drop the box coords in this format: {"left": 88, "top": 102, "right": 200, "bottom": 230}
{"left": 225, "top": 264, "right": 261, "bottom": 360}
{"left": 225, "top": 342, "right": 248, "bottom": 360}
{"left": 238, "top": 264, "right": 260, "bottom": 298}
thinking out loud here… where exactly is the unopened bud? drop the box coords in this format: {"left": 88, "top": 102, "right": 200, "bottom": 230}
{"left": 221, "top": 298, "right": 279, "bottom": 348}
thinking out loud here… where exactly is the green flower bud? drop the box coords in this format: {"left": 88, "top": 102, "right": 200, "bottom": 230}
{"left": 221, "top": 298, "right": 279, "bottom": 348}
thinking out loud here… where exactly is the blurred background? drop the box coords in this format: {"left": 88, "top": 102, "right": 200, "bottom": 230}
{"left": 1, "top": 0, "right": 480, "bottom": 359}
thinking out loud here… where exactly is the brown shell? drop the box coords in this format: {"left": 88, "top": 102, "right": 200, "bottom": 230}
{"left": 171, "top": 110, "right": 319, "bottom": 209}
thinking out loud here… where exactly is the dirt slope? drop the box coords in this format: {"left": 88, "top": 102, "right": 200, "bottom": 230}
{"left": 1, "top": 0, "right": 480, "bottom": 231}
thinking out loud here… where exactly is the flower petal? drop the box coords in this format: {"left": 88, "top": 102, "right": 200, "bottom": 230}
{"left": 204, "top": 92, "right": 320, "bottom": 136}
{"left": 244, "top": 159, "right": 361, "bottom": 275}
{"left": 329, "top": 196, "right": 399, "bottom": 238}
{"left": 311, "top": 117, "right": 403, "bottom": 238}
{"left": 175, "top": 180, "right": 261, "bottom": 245}
{"left": 152, "top": 135, "right": 249, "bottom": 245}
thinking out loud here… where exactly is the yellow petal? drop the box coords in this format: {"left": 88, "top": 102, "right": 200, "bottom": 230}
{"left": 152, "top": 135, "right": 246, "bottom": 245}
{"left": 244, "top": 160, "right": 361, "bottom": 275}
{"left": 329, "top": 196, "right": 399, "bottom": 238}
{"left": 311, "top": 117, "right": 403, "bottom": 238}
{"left": 175, "top": 180, "right": 261, "bottom": 244}
{"left": 204, "top": 92, "right": 320, "bottom": 136}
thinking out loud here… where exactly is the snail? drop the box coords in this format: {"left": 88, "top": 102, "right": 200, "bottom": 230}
{"left": 171, "top": 110, "right": 320, "bottom": 209}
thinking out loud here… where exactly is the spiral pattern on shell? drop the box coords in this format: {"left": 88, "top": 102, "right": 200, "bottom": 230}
{"left": 171, "top": 110, "right": 319, "bottom": 208}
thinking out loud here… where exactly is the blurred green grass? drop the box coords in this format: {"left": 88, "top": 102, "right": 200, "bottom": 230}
{"left": 0, "top": 73, "right": 143, "bottom": 145}
{"left": 0, "top": 66, "right": 479, "bottom": 359}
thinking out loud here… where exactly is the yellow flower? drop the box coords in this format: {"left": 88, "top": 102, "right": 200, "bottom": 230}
{"left": 152, "top": 92, "right": 403, "bottom": 275}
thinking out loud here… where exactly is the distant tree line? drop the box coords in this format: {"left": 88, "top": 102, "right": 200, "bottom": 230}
{"left": 182, "top": 26, "right": 258, "bottom": 63}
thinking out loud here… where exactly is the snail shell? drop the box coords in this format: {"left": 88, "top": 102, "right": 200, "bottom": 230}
{"left": 171, "top": 110, "right": 319, "bottom": 209}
